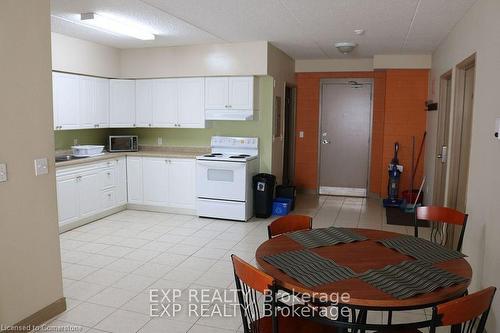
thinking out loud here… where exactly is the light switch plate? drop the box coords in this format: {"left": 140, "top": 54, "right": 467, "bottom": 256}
{"left": 0, "top": 163, "right": 7, "bottom": 182}
{"left": 157, "top": 136, "right": 163, "bottom": 145}
{"left": 299, "top": 131, "right": 304, "bottom": 138}
{"left": 34, "top": 158, "right": 48, "bottom": 176}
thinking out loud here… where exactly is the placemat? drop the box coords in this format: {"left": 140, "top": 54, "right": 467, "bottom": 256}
{"left": 378, "top": 235, "right": 466, "bottom": 263}
{"left": 263, "top": 249, "right": 356, "bottom": 288}
{"left": 359, "top": 260, "right": 469, "bottom": 299}
{"left": 287, "top": 227, "right": 368, "bottom": 249}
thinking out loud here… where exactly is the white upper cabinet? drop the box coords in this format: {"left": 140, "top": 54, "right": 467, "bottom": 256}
{"left": 177, "top": 78, "right": 205, "bottom": 128}
{"left": 205, "top": 76, "right": 256, "bottom": 120}
{"left": 135, "top": 79, "right": 154, "bottom": 128}
{"left": 95, "top": 77, "right": 110, "bottom": 127}
{"left": 53, "top": 72, "right": 80, "bottom": 130}
{"left": 205, "top": 77, "right": 229, "bottom": 109}
{"left": 110, "top": 79, "right": 136, "bottom": 128}
{"left": 153, "top": 79, "right": 177, "bottom": 127}
{"left": 229, "top": 77, "right": 254, "bottom": 109}
{"left": 78, "top": 76, "right": 109, "bottom": 129}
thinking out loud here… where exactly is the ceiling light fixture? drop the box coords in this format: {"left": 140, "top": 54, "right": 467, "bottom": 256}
{"left": 80, "top": 12, "right": 155, "bottom": 40}
{"left": 334, "top": 42, "right": 358, "bottom": 54}
{"left": 354, "top": 29, "right": 365, "bottom": 35}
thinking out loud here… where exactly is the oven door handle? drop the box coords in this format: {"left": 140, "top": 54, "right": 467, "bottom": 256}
{"left": 196, "top": 160, "right": 246, "bottom": 170}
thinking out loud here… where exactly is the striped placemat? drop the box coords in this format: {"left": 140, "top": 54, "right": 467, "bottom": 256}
{"left": 263, "top": 249, "right": 356, "bottom": 288}
{"left": 359, "top": 260, "right": 469, "bottom": 299}
{"left": 287, "top": 227, "right": 368, "bottom": 249}
{"left": 378, "top": 235, "right": 466, "bottom": 263}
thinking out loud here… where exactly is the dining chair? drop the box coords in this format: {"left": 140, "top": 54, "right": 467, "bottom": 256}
{"left": 231, "top": 255, "right": 334, "bottom": 333}
{"left": 267, "top": 215, "right": 313, "bottom": 239}
{"left": 415, "top": 206, "right": 468, "bottom": 252}
{"left": 377, "top": 287, "right": 496, "bottom": 333}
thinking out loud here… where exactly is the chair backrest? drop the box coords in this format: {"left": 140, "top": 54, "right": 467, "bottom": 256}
{"left": 267, "top": 215, "right": 312, "bottom": 239}
{"left": 415, "top": 206, "right": 468, "bottom": 251}
{"left": 231, "top": 255, "right": 276, "bottom": 333}
{"left": 431, "top": 287, "right": 496, "bottom": 333}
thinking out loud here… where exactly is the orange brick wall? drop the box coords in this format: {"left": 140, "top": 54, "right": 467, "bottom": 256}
{"left": 294, "top": 69, "right": 428, "bottom": 197}
{"left": 381, "top": 69, "right": 429, "bottom": 196}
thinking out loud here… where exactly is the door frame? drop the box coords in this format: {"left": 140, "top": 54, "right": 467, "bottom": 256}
{"left": 317, "top": 78, "right": 374, "bottom": 196}
{"left": 282, "top": 84, "right": 297, "bottom": 185}
{"left": 447, "top": 54, "right": 476, "bottom": 211}
{"left": 432, "top": 70, "right": 453, "bottom": 206}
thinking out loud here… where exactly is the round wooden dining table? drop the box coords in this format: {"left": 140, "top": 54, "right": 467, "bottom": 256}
{"left": 255, "top": 228, "right": 472, "bottom": 311}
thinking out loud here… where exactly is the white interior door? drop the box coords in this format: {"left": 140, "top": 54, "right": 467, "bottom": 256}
{"left": 319, "top": 81, "right": 372, "bottom": 197}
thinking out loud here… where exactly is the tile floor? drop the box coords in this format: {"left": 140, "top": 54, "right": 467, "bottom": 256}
{"left": 47, "top": 195, "right": 435, "bottom": 333}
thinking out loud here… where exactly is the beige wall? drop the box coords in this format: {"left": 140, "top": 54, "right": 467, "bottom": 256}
{"left": 0, "top": 0, "right": 63, "bottom": 327}
{"left": 52, "top": 32, "right": 120, "bottom": 77}
{"left": 267, "top": 43, "right": 296, "bottom": 183}
{"left": 295, "top": 58, "right": 374, "bottom": 72}
{"left": 373, "top": 54, "right": 432, "bottom": 69}
{"left": 119, "top": 41, "right": 268, "bottom": 78}
{"left": 425, "top": 0, "right": 500, "bottom": 330}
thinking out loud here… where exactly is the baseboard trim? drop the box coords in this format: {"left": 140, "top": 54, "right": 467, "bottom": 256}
{"left": 3, "top": 297, "right": 66, "bottom": 333}
{"left": 127, "top": 204, "right": 196, "bottom": 216}
{"left": 59, "top": 205, "right": 127, "bottom": 233}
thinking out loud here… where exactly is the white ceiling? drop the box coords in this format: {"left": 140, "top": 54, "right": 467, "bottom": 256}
{"left": 50, "top": 0, "right": 477, "bottom": 59}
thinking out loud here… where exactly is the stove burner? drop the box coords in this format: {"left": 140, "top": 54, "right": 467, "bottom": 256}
{"left": 229, "top": 154, "right": 251, "bottom": 159}
{"left": 204, "top": 153, "right": 222, "bottom": 157}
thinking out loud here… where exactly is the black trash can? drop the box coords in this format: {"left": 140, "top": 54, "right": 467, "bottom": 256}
{"left": 276, "top": 185, "right": 296, "bottom": 211}
{"left": 253, "top": 173, "right": 276, "bottom": 218}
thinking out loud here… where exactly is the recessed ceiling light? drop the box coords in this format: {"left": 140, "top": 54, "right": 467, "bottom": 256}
{"left": 334, "top": 42, "right": 358, "bottom": 54}
{"left": 354, "top": 29, "right": 365, "bottom": 35}
{"left": 80, "top": 12, "right": 155, "bottom": 40}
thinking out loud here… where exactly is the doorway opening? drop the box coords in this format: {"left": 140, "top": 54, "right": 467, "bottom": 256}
{"left": 282, "top": 85, "right": 296, "bottom": 186}
{"left": 433, "top": 71, "right": 453, "bottom": 206}
{"left": 318, "top": 79, "right": 373, "bottom": 197}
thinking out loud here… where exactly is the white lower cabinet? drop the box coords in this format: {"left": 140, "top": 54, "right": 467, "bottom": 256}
{"left": 56, "top": 157, "right": 127, "bottom": 229}
{"left": 126, "top": 156, "right": 196, "bottom": 210}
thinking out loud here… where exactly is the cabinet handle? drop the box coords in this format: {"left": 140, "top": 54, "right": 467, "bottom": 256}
{"left": 108, "top": 193, "right": 112, "bottom": 198}
{"left": 133, "top": 123, "right": 136, "bottom": 127}
{"left": 107, "top": 172, "right": 111, "bottom": 176}
{"left": 149, "top": 124, "right": 152, "bottom": 127}
{"left": 96, "top": 124, "right": 100, "bottom": 128}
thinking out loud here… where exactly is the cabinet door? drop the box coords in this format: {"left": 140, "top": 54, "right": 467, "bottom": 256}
{"left": 168, "top": 159, "right": 195, "bottom": 209}
{"left": 153, "top": 79, "right": 177, "bottom": 127}
{"left": 78, "top": 76, "right": 95, "bottom": 129}
{"left": 110, "top": 80, "right": 136, "bottom": 127}
{"left": 177, "top": 78, "right": 205, "bottom": 128}
{"left": 56, "top": 175, "right": 79, "bottom": 225}
{"left": 95, "top": 77, "right": 110, "bottom": 128}
{"left": 115, "top": 157, "right": 128, "bottom": 205}
{"left": 135, "top": 80, "right": 154, "bottom": 128}
{"left": 78, "top": 172, "right": 102, "bottom": 218}
{"left": 127, "top": 157, "right": 143, "bottom": 204}
{"left": 205, "top": 77, "right": 229, "bottom": 109}
{"left": 143, "top": 158, "right": 169, "bottom": 206}
{"left": 53, "top": 72, "right": 79, "bottom": 130}
{"left": 228, "top": 77, "right": 253, "bottom": 109}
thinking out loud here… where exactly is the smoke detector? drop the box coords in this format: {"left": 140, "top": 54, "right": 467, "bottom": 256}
{"left": 334, "top": 42, "right": 358, "bottom": 54}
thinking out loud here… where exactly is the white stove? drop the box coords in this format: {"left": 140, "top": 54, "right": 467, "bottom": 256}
{"left": 196, "top": 136, "right": 259, "bottom": 221}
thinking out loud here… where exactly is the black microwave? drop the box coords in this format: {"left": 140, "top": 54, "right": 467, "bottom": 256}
{"left": 108, "top": 136, "right": 138, "bottom": 152}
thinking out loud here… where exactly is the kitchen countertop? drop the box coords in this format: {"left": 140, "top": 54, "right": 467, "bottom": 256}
{"left": 55, "top": 146, "right": 210, "bottom": 168}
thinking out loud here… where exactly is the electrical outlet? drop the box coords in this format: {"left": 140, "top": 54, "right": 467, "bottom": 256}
{"left": 73, "top": 138, "right": 78, "bottom": 145}
{"left": 34, "top": 158, "right": 48, "bottom": 176}
{"left": 299, "top": 131, "right": 304, "bottom": 138}
{"left": 157, "top": 136, "right": 163, "bottom": 145}
{"left": 0, "top": 163, "right": 7, "bottom": 182}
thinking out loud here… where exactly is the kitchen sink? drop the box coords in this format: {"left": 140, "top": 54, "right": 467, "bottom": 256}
{"left": 55, "top": 155, "right": 85, "bottom": 162}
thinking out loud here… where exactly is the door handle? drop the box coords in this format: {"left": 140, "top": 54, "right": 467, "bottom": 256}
{"left": 322, "top": 139, "right": 331, "bottom": 144}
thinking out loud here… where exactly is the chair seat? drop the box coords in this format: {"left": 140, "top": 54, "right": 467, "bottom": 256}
{"left": 254, "top": 314, "right": 336, "bottom": 333}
